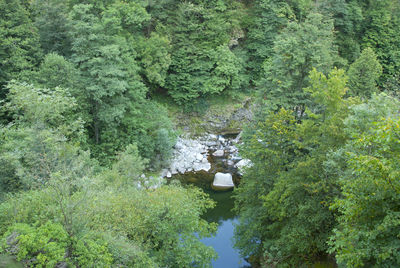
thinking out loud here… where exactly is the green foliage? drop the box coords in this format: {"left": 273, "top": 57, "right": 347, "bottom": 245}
{"left": 235, "top": 69, "right": 355, "bottom": 266}
{"left": 0, "top": 222, "right": 114, "bottom": 267}
{"left": 0, "top": 183, "right": 217, "bottom": 267}
{"left": 348, "top": 47, "right": 383, "bottom": 98}
{"left": 35, "top": 53, "right": 79, "bottom": 92}
{"left": 164, "top": 1, "right": 243, "bottom": 103}
{"left": 259, "top": 12, "right": 339, "bottom": 115}
{"left": 244, "top": 0, "right": 294, "bottom": 83}
{"left": 32, "top": 0, "right": 72, "bottom": 56}
{"left": 102, "top": 0, "right": 150, "bottom": 34}
{"left": 72, "top": 234, "right": 113, "bottom": 267}
{"left": 111, "top": 143, "right": 148, "bottom": 187}
{"left": 328, "top": 94, "right": 400, "bottom": 267}
{"left": 4, "top": 82, "right": 83, "bottom": 137}
{"left": 0, "top": 222, "right": 69, "bottom": 267}
{"left": 361, "top": 0, "right": 400, "bottom": 84}
{"left": 69, "top": 3, "right": 147, "bottom": 145}
{"left": 119, "top": 101, "right": 176, "bottom": 169}
{"left": 2, "top": 0, "right": 400, "bottom": 266}
{"left": 0, "top": 82, "right": 91, "bottom": 194}
{"left": 83, "top": 184, "right": 217, "bottom": 267}
{"left": 319, "top": 0, "right": 363, "bottom": 63}
{"left": 138, "top": 32, "right": 171, "bottom": 88}
{"left": 0, "top": 0, "right": 42, "bottom": 89}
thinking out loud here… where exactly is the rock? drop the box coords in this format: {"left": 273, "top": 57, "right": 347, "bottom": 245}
{"left": 174, "top": 141, "right": 184, "bottom": 150}
{"left": 161, "top": 169, "right": 168, "bottom": 177}
{"left": 228, "top": 146, "right": 237, "bottom": 153}
{"left": 231, "top": 155, "right": 242, "bottom": 162}
{"left": 201, "top": 157, "right": 208, "bottom": 163}
{"left": 218, "top": 136, "right": 225, "bottom": 143}
{"left": 236, "top": 159, "right": 252, "bottom": 170}
{"left": 196, "top": 153, "right": 203, "bottom": 161}
{"left": 213, "top": 150, "right": 224, "bottom": 157}
{"left": 206, "top": 141, "right": 218, "bottom": 147}
{"left": 166, "top": 171, "right": 172, "bottom": 178}
{"left": 193, "top": 162, "right": 211, "bottom": 172}
{"left": 209, "top": 134, "right": 218, "bottom": 140}
{"left": 212, "top": 172, "right": 234, "bottom": 190}
{"left": 178, "top": 166, "right": 186, "bottom": 174}
{"left": 227, "top": 160, "right": 234, "bottom": 166}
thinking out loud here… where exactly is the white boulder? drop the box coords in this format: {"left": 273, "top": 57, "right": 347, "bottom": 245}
{"left": 212, "top": 172, "right": 234, "bottom": 190}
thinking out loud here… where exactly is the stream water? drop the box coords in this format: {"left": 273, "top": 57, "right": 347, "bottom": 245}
{"left": 170, "top": 133, "right": 251, "bottom": 267}
{"left": 168, "top": 133, "right": 338, "bottom": 268}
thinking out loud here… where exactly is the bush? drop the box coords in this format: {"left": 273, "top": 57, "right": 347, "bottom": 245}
{"left": 0, "top": 222, "right": 69, "bottom": 267}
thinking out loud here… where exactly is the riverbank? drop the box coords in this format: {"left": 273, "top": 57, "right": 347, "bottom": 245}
{"left": 167, "top": 132, "right": 250, "bottom": 267}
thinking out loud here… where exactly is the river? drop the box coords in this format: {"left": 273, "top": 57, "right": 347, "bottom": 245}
{"left": 168, "top": 133, "right": 338, "bottom": 268}
{"left": 170, "top": 133, "right": 251, "bottom": 267}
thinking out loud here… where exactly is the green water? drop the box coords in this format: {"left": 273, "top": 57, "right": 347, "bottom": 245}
{"left": 170, "top": 137, "right": 336, "bottom": 268}
{"left": 171, "top": 148, "right": 250, "bottom": 267}
{"left": 172, "top": 169, "right": 250, "bottom": 267}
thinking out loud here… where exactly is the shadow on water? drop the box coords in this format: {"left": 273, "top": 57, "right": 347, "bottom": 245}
{"left": 169, "top": 134, "right": 251, "bottom": 267}
{"left": 169, "top": 134, "right": 335, "bottom": 268}
{"left": 171, "top": 171, "right": 250, "bottom": 267}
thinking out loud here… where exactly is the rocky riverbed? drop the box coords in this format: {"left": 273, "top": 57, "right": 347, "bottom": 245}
{"left": 160, "top": 133, "right": 250, "bottom": 179}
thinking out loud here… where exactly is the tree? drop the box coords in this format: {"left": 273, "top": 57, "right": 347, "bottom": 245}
{"left": 319, "top": 0, "right": 363, "bottom": 63}
{"left": 0, "top": 173, "right": 217, "bottom": 267}
{"left": 119, "top": 101, "right": 176, "bottom": 169}
{"left": 32, "top": 0, "right": 72, "bottom": 56}
{"left": 244, "top": 0, "right": 294, "bottom": 83}
{"left": 111, "top": 143, "right": 148, "bottom": 188}
{"left": 348, "top": 47, "right": 382, "bottom": 98}
{"left": 0, "top": 81, "right": 213, "bottom": 267}
{"left": 235, "top": 68, "right": 356, "bottom": 266}
{"left": 259, "top": 12, "right": 339, "bottom": 116}
{"left": 328, "top": 93, "right": 400, "bottom": 267}
{"left": 68, "top": 4, "right": 147, "bottom": 145}
{"left": 164, "top": 1, "right": 242, "bottom": 104}
{"left": 361, "top": 0, "right": 400, "bottom": 85}
{"left": 0, "top": 82, "right": 87, "bottom": 195}
{"left": 35, "top": 53, "right": 79, "bottom": 91}
{"left": 4, "top": 81, "right": 84, "bottom": 140}
{"left": 0, "top": 0, "right": 42, "bottom": 92}
{"left": 83, "top": 184, "right": 217, "bottom": 267}
{"left": 138, "top": 32, "right": 171, "bottom": 89}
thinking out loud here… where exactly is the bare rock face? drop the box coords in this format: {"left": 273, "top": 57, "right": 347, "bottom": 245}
{"left": 212, "top": 172, "right": 234, "bottom": 191}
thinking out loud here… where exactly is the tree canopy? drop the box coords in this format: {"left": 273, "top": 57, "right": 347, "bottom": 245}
{"left": 1, "top": 0, "right": 400, "bottom": 266}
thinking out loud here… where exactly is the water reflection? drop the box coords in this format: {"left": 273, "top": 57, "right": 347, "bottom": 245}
{"left": 169, "top": 133, "right": 250, "bottom": 267}
{"left": 201, "top": 218, "right": 251, "bottom": 268}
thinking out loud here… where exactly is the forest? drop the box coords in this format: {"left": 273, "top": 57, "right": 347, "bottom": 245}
{"left": 0, "top": 0, "right": 400, "bottom": 267}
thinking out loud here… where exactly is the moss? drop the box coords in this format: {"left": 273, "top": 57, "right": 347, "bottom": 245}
{"left": 151, "top": 91, "right": 254, "bottom": 136}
